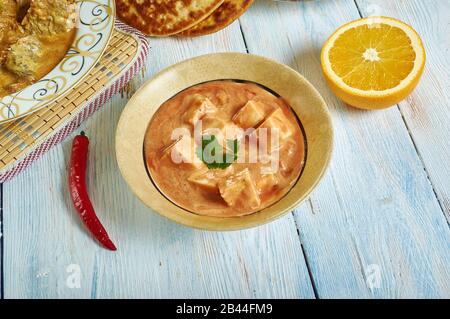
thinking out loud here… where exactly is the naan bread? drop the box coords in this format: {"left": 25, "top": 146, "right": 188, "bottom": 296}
{"left": 180, "top": 0, "right": 253, "bottom": 37}
{"left": 116, "top": 0, "right": 225, "bottom": 36}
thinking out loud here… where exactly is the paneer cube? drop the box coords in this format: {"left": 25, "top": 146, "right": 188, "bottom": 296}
{"left": 188, "top": 169, "right": 219, "bottom": 192}
{"left": 233, "top": 100, "right": 266, "bottom": 129}
{"left": 201, "top": 116, "right": 227, "bottom": 136}
{"left": 256, "top": 173, "right": 279, "bottom": 194}
{"left": 188, "top": 166, "right": 235, "bottom": 192}
{"left": 257, "top": 108, "right": 294, "bottom": 140}
{"left": 183, "top": 94, "right": 217, "bottom": 125}
{"left": 201, "top": 116, "right": 243, "bottom": 147}
{"left": 162, "top": 135, "right": 203, "bottom": 169}
{"left": 218, "top": 169, "right": 261, "bottom": 211}
{"left": 279, "top": 139, "right": 302, "bottom": 177}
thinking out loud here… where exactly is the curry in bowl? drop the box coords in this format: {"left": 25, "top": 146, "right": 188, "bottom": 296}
{"left": 0, "top": 0, "right": 77, "bottom": 98}
{"left": 144, "top": 80, "right": 306, "bottom": 217}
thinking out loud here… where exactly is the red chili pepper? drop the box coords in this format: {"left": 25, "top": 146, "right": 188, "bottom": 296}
{"left": 69, "top": 131, "right": 117, "bottom": 251}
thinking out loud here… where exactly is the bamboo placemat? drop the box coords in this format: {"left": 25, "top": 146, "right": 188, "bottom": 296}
{"left": 0, "top": 22, "right": 149, "bottom": 182}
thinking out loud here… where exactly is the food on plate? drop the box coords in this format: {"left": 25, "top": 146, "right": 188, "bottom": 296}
{"left": 0, "top": 0, "right": 77, "bottom": 98}
{"left": 0, "top": 0, "right": 23, "bottom": 65}
{"left": 144, "top": 81, "right": 306, "bottom": 217}
{"left": 5, "top": 35, "right": 42, "bottom": 76}
{"left": 180, "top": 0, "right": 254, "bottom": 37}
{"left": 69, "top": 132, "right": 117, "bottom": 251}
{"left": 321, "top": 16, "right": 426, "bottom": 109}
{"left": 22, "top": 0, "right": 77, "bottom": 36}
{"left": 116, "top": 0, "right": 224, "bottom": 36}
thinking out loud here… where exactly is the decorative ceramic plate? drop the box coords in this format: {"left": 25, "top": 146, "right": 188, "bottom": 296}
{"left": 0, "top": 0, "right": 115, "bottom": 124}
{"left": 116, "top": 53, "right": 333, "bottom": 231}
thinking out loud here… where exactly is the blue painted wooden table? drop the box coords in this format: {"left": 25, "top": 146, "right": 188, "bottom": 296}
{"left": 1, "top": 0, "right": 449, "bottom": 299}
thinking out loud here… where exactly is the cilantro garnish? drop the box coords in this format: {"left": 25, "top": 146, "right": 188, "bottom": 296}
{"left": 196, "top": 135, "right": 239, "bottom": 169}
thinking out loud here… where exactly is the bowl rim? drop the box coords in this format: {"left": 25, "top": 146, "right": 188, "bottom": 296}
{"left": 116, "top": 52, "right": 334, "bottom": 231}
{"left": 0, "top": 0, "right": 116, "bottom": 124}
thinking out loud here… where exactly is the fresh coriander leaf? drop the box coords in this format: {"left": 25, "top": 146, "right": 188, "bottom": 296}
{"left": 196, "top": 135, "right": 239, "bottom": 169}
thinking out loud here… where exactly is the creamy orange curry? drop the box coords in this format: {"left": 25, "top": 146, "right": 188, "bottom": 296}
{"left": 0, "top": 0, "right": 77, "bottom": 98}
{"left": 144, "top": 81, "right": 306, "bottom": 217}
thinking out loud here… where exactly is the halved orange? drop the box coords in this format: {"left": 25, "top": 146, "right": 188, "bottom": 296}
{"left": 321, "top": 16, "right": 426, "bottom": 109}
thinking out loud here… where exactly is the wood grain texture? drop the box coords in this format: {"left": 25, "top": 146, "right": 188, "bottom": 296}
{"left": 356, "top": 0, "right": 450, "bottom": 222}
{"left": 2, "top": 21, "right": 315, "bottom": 298}
{"left": 2, "top": 0, "right": 449, "bottom": 299}
{"left": 240, "top": 0, "right": 450, "bottom": 298}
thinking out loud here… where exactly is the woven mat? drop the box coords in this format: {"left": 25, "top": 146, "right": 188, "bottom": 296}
{"left": 0, "top": 21, "right": 149, "bottom": 183}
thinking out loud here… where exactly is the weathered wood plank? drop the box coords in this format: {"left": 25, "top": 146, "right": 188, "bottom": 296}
{"left": 2, "top": 21, "right": 315, "bottom": 298}
{"left": 3, "top": 145, "right": 96, "bottom": 298}
{"left": 356, "top": 0, "right": 450, "bottom": 222}
{"left": 240, "top": 0, "right": 450, "bottom": 298}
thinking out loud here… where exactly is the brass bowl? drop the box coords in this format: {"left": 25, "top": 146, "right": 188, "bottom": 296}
{"left": 116, "top": 53, "right": 333, "bottom": 230}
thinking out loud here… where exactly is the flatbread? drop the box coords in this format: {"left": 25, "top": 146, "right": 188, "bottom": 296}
{"left": 116, "top": 0, "right": 225, "bottom": 36}
{"left": 180, "top": 0, "right": 253, "bottom": 37}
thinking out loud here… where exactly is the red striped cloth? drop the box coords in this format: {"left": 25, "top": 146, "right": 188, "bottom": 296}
{"left": 0, "top": 21, "right": 149, "bottom": 183}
